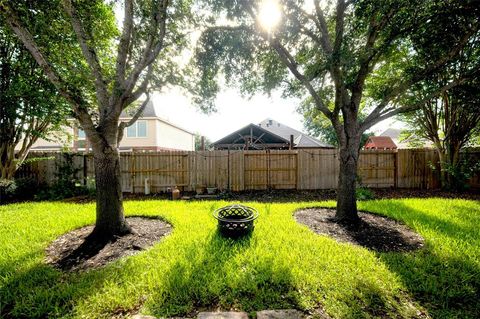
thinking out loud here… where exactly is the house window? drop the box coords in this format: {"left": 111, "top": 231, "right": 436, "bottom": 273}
{"left": 126, "top": 120, "right": 147, "bottom": 138}
{"left": 78, "top": 128, "right": 86, "bottom": 139}
{"left": 77, "top": 128, "right": 87, "bottom": 150}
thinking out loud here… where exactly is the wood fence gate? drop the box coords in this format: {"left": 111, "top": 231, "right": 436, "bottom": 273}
{"left": 358, "top": 150, "right": 397, "bottom": 188}
{"left": 244, "top": 150, "right": 297, "bottom": 190}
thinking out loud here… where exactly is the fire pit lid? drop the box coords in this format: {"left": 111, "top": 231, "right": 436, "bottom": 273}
{"left": 212, "top": 204, "right": 259, "bottom": 222}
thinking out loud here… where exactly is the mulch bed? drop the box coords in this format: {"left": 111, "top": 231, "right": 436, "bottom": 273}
{"left": 295, "top": 208, "right": 424, "bottom": 252}
{"left": 39, "top": 188, "right": 480, "bottom": 205}
{"left": 45, "top": 217, "right": 172, "bottom": 271}
{"left": 217, "top": 188, "right": 480, "bottom": 203}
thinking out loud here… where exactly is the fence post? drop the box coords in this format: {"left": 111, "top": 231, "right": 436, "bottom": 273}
{"left": 131, "top": 153, "right": 136, "bottom": 194}
{"left": 227, "top": 149, "right": 230, "bottom": 191}
{"left": 394, "top": 151, "right": 398, "bottom": 188}
{"left": 267, "top": 149, "right": 271, "bottom": 189}
{"left": 83, "top": 154, "right": 88, "bottom": 185}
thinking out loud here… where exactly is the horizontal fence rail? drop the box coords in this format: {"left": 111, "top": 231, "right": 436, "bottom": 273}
{"left": 15, "top": 148, "right": 480, "bottom": 193}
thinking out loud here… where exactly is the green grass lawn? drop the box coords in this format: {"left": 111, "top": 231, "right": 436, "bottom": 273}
{"left": 0, "top": 198, "right": 479, "bottom": 318}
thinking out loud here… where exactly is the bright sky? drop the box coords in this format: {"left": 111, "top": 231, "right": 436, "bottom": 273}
{"left": 152, "top": 88, "right": 404, "bottom": 142}
{"left": 152, "top": 89, "right": 304, "bottom": 142}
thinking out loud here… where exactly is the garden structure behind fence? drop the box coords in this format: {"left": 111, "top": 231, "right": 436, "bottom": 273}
{"left": 15, "top": 148, "right": 480, "bottom": 193}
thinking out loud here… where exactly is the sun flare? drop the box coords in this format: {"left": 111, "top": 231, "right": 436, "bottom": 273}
{"left": 258, "top": 0, "right": 282, "bottom": 32}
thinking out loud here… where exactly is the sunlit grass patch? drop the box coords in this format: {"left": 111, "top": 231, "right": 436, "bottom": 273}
{"left": 0, "top": 198, "right": 479, "bottom": 318}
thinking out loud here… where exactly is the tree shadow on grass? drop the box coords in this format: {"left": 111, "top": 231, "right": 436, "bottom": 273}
{"left": 370, "top": 201, "right": 480, "bottom": 318}
{"left": 0, "top": 246, "right": 128, "bottom": 318}
{"left": 296, "top": 207, "right": 424, "bottom": 252}
{"left": 53, "top": 234, "right": 111, "bottom": 271}
{"left": 0, "top": 260, "right": 124, "bottom": 319}
{"left": 144, "top": 230, "right": 298, "bottom": 318}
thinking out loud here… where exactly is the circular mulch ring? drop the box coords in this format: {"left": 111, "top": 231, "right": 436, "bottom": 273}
{"left": 45, "top": 217, "right": 172, "bottom": 271}
{"left": 295, "top": 208, "right": 424, "bottom": 252}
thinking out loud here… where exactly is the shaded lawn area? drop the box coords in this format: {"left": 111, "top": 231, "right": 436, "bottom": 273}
{"left": 0, "top": 198, "right": 479, "bottom": 318}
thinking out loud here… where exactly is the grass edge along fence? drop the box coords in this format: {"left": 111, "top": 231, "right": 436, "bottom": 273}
{"left": 15, "top": 148, "right": 480, "bottom": 193}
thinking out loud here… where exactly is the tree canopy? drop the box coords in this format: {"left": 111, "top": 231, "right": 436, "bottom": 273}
{"left": 0, "top": 5, "right": 71, "bottom": 179}
{"left": 194, "top": 0, "right": 480, "bottom": 222}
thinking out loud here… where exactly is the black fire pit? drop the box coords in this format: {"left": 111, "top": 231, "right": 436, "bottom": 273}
{"left": 213, "top": 204, "right": 259, "bottom": 238}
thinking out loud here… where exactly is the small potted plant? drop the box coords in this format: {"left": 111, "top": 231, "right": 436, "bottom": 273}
{"left": 206, "top": 185, "right": 217, "bottom": 195}
{"left": 195, "top": 184, "right": 205, "bottom": 195}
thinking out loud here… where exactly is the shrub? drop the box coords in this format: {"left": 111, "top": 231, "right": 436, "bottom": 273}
{"left": 35, "top": 153, "right": 89, "bottom": 200}
{"left": 0, "top": 179, "right": 16, "bottom": 203}
{"left": 356, "top": 187, "right": 375, "bottom": 200}
{"left": 442, "top": 158, "right": 480, "bottom": 191}
{"left": 12, "top": 177, "right": 40, "bottom": 200}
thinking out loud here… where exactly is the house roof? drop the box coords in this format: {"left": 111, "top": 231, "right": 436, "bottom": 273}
{"left": 364, "top": 136, "right": 397, "bottom": 149}
{"left": 120, "top": 100, "right": 194, "bottom": 135}
{"left": 379, "top": 128, "right": 433, "bottom": 148}
{"left": 212, "top": 118, "right": 333, "bottom": 149}
{"left": 380, "top": 128, "right": 402, "bottom": 140}
{"left": 212, "top": 123, "right": 291, "bottom": 149}
{"left": 258, "top": 118, "right": 333, "bottom": 148}
{"left": 121, "top": 100, "right": 157, "bottom": 118}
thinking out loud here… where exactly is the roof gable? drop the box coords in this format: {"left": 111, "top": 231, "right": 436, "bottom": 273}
{"left": 364, "top": 136, "right": 397, "bottom": 149}
{"left": 212, "top": 123, "right": 290, "bottom": 148}
{"left": 121, "top": 100, "right": 157, "bottom": 118}
{"left": 119, "top": 100, "right": 194, "bottom": 135}
{"left": 258, "top": 118, "right": 332, "bottom": 148}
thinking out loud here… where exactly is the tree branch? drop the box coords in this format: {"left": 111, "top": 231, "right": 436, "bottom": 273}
{"left": 333, "top": 0, "right": 346, "bottom": 57}
{"left": 117, "top": 92, "right": 151, "bottom": 144}
{"left": 351, "top": 8, "right": 396, "bottom": 107}
{"left": 313, "top": 0, "right": 333, "bottom": 54}
{"left": 123, "top": 0, "right": 169, "bottom": 100}
{"left": 62, "top": 0, "right": 109, "bottom": 108}
{"left": 269, "top": 38, "right": 332, "bottom": 118}
{"left": 123, "top": 64, "right": 154, "bottom": 108}
{"left": 288, "top": 1, "right": 330, "bottom": 53}
{"left": 114, "top": 0, "right": 134, "bottom": 87}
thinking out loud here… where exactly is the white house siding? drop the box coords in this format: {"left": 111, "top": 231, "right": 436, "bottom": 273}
{"left": 155, "top": 119, "right": 194, "bottom": 151}
{"left": 119, "top": 119, "right": 158, "bottom": 149}
{"left": 26, "top": 118, "right": 194, "bottom": 152}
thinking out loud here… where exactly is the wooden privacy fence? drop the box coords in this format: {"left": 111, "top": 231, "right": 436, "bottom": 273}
{"left": 16, "top": 148, "right": 480, "bottom": 193}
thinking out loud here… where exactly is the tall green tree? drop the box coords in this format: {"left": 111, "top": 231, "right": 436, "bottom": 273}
{"left": 0, "top": 22, "right": 69, "bottom": 180}
{"left": 402, "top": 81, "right": 480, "bottom": 189}
{"left": 1, "top": 0, "right": 194, "bottom": 238}
{"left": 195, "top": 0, "right": 480, "bottom": 224}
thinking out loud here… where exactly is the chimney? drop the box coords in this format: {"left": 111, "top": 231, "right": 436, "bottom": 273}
{"left": 289, "top": 134, "right": 294, "bottom": 150}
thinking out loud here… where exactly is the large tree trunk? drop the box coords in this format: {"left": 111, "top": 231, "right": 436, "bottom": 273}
{"left": 0, "top": 161, "right": 16, "bottom": 180}
{"left": 91, "top": 145, "right": 131, "bottom": 238}
{"left": 0, "top": 145, "right": 17, "bottom": 180}
{"left": 335, "top": 136, "right": 361, "bottom": 225}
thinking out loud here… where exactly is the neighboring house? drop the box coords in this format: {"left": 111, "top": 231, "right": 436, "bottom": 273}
{"left": 30, "top": 101, "right": 195, "bottom": 152}
{"left": 364, "top": 136, "right": 397, "bottom": 150}
{"left": 212, "top": 118, "right": 333, "bottom": 150}
{"left": 379, "top": 128, "right": 432, "bottom": 148}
